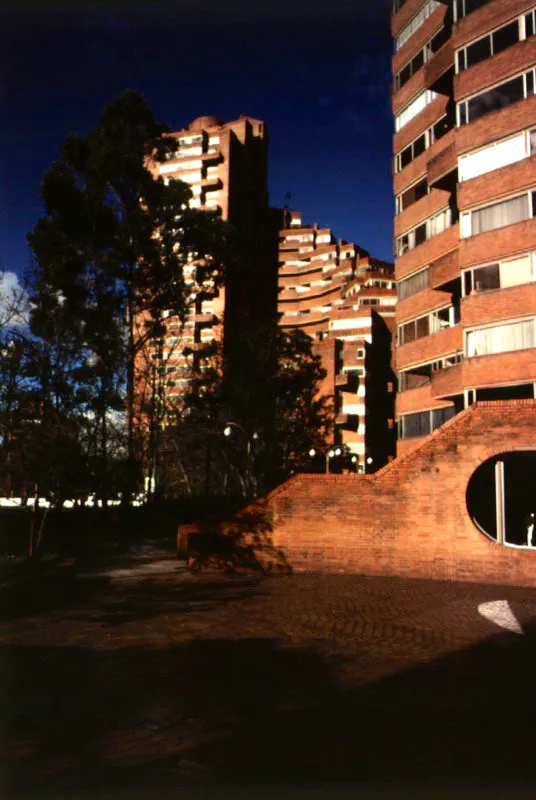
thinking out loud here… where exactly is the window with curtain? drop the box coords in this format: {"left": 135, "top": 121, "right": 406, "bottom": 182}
{"left": 466, "top": 319, "right": 535, "bottom": 356}
{"left": 499, "top": 255, "right": 533, "bottom": 288}
{"left": 471, "top": 194, "right": 530, "bottom": 235}
{"left": 398, "top": 268, "right": 429, "bottom": 300}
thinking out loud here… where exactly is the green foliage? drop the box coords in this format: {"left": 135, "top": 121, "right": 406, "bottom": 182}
{"left": 157, "top": 324, "right": 333, "bottom": 498}
{"left": 26, "top": 90, "right": 237, "bottom": 501}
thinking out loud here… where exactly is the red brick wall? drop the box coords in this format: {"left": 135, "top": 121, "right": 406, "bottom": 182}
{"left": 461, "top": 282, "right": 536, "bottom": 328}
{"left": 456, "top": 94, "right": 536, "bottom": 156}
{"left": 396, "top": 323, "right": 463, "bottom": 368}
{"left": 394, "top": 96, "right": 449, "bottom": 156}
{"left": 395, "top": 188, "right": 451, "bottom": 237}
{"left": 458, "top": 219, "right": 536, "bottom": 269}
{"left": 396, "top": 382, "right": 452, "bottom": 414}
{"left": 393, "top": 5, "right": 447, "bottom": 74}
{"left": 458, "top": 155, "right": 536, "bottom": 211}
{"left": 394, "top": 130, "right": 455, "bottom": 195}
{"left": 397, "top": 286, "right": 452, "bottom": 323}
{"left": 453, "top": 0, "right": 535, "bottom": 49}
{"left": 396, "top": 223, "right": 459, "bottom": 279}
{"left": 255, "top": 400, "right": 536, "bottom": 586}
{"left": 455, "top": 36, "right": 536, "bottom": 102}
{"left": 392, "top": 67, "right": 427, "bottom": 116}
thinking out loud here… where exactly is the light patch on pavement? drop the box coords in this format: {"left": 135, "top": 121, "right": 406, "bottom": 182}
{"left": 478, "top": 600, "right": 525, "bottom": 635}
{"left": 86, "top": 560, "right": 185, "bottom": 579}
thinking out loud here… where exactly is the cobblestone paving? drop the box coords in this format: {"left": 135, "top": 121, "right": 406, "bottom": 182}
{"left": 2, "top": 540, "right": 536, "bottom": 797}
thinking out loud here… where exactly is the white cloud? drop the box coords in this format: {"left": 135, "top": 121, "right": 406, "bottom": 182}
{"left": 0, "top": 271, "right": 29, "bottom": 328}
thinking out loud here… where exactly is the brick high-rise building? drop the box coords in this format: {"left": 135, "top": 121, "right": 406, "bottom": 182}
{"left": 141, "top": 114, "right": 276, "bottom": 403}
{"left": 392, "top": 0, "right": 536, "bottom": 455}
{"left": 278, "top": 210, "right": 397, "bottom": 472}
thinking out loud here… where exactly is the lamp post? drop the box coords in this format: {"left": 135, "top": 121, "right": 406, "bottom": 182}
{"left": 308, "top": 446, "right": 342, "bottom": 474}
{"left": 223, "top": 422, "right": 259, "bottom": 496}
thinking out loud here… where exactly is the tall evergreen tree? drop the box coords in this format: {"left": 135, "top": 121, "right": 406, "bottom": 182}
{"left": 28, "top": 91, "right": 236, "bottom": 500}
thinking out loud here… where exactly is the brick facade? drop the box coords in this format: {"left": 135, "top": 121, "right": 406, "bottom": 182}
{"left": 186, "top": 401, "right": 536, "bottom": 587}
{"left": 392, "top": 0, "right": 536, "bottom": 452}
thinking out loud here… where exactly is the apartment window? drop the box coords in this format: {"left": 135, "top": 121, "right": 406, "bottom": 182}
{"left": 398, "top": 406, "right": 455, "bottom": 439}
{"left": 395, "top": 90, "right": 438, "bottom": 132}
{"left": 463, "top": 254, "right": 536, "bottom": 294}
{"left": 398, "top": 267, "right": 429, "bottom": 300}
{"left": 395, "top": 1, "right": 440, "bottom": 52}
{"left": 394, "top": 27, "right": 448, "bottom": 90}
{"left": 526, "top": 10, "right": 536, "bottom": 38}
{"left": 398, "top": 305, "right": 459, "bottom": 345}
{"left": 456, "top": 20, "right": 520, "bottom": 73}
{"left": 395, "top": 50, "right": 424, "bottom": 91}
{"left": 454, "top": 0, "right": 491, "bottom": 21}
{"left": 396, "top": 178, "right": 428, "bottom": 214}
{"left": 457, "top": 70, "right": 534, "bottom": 127}
{"left": 466, "top": 319, "right": 535, "bottom": 357}
{"left": 460, "top": 191, "right": 534, "bottom": 238}
{"left": 399, "top": 352, "right": 462, "bottom": 391}
{"left": 178, "top": 134, "right": 203, "bottom": 146}
{"left": 398, "top": 132, "right": 427, "bottom": 172}
{"left": 458, "top": 130, "right": 534, "bottom": 182}
{"left": 394, "top": 115, "right": 449, "bottom": 173}
{"left": 396, "top": 208, "right": 451, "bottom": 256}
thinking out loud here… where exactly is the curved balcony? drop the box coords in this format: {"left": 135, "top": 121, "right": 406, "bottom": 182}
{"left": 461, "top": 282, "right": 536, "bottom": 328}
{"left": 396, "top": 380, "right": 451, "bottom": 414}
{"left": 394, "top": 94, "right": 449, "bottom": 155}
{"left": 392, "top": 3, "right": 448, "bottom": 76}
{"left": 458, "top": 155, "right": 536, "bottom": 213}
{"left": 395, "top": 187, "right": 451, "bottom": 238}
{"left": 432, "top": 348, "right": 536, "bottom": 397}
{"left": 452, "top": 0, "right": 532, "bottom": 51}
{"left": 455, "top": 36, "right": 536, "bottom": 105}
{"left": 396, "top": 223, "right": 459, "bottom": 280}
{"left": 397, "top": 286, "right": 452, "bottom": 323}
{"left": 396, "top": 324, "right": 463, "bottom": 370}
{"left": 458, "top": 219, "right": 536, "bottom": 271}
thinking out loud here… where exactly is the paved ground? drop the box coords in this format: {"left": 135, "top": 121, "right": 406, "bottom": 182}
{"left": 2, "top": 539, "right": 536, "bottom": 799}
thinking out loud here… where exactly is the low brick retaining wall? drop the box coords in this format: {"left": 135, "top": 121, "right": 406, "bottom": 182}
{"left": 178, "top": 400, "right": 536, "bottom": 587}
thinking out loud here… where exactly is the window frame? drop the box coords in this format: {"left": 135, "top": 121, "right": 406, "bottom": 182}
{"left": 398, "top": 406, "right": 456, "bottom": 439}
{"left": 462, "top": 252, "right": 536, "bottom": 295}
{"left": 396, "top": 207, "right": 452, "bottom": 257}
{"left": 398, "top": 267, "right": 429, "bottom": 300}
{"left": 457, "top": 67, "right": 536, "bottom": 127}
{"left": 455, "top": 16, "right": 525, "bottom": 74}
{"left": 465, "top": 317, "right": 536, "bottom": 357}
{"left": 394, "top": 115, "right": 449, "bottom": 173}
{"left": 397, "top": 303, "right": 459, "bottom": 346}
{"left": 460, "top": 189, "right": 536, "bottom": 239}
{"left": 395, "top": 89, "right": 438, "bottom": 133}
{"left": 395, "top": 176, "right": 429, "bottom": 215}
{"left": 395, "top": 0, "right": 440, "bottom": 52}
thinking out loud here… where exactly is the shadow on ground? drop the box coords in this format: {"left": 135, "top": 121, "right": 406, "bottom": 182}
{"left": 0, "top": 570, "right": 261, "bottom": 624}
{"left": 183, "top": 502, "right": 291, "bottom": 575}
{"left": 3, "top": 623, "right": 536, "bottom": 795}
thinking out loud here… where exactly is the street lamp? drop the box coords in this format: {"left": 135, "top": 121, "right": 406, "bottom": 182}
{"left": 309, "top": 446, "right": 342, "bottom": 474}
{"left": 223, "top": 422, "right": 259, "bottom": 496}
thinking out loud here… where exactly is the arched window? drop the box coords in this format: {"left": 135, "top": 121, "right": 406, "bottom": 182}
{"left": 466, "top": 452, "right": 536, "bottom": 547}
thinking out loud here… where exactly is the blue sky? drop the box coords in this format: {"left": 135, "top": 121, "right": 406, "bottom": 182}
{"left": 0, "top": 0, "right": 394, "bottom": 281}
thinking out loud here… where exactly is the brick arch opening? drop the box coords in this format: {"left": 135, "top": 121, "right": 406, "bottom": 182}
{"left": 466, "top": 450, "right": 536, "bottom": 548}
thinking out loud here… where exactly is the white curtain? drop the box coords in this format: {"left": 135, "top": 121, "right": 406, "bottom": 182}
{"left": 467, "top": 319, "right": 535, "bottom": 356}
{"left": 499, "top": 255, "right": 533, "bottom": 288}
{"left": 472, "top": 194, "right": 529, "bottom": 235}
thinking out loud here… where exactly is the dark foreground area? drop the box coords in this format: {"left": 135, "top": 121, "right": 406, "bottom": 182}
{"left": 2, "top": 537, "right": 536, "bottom": 799}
